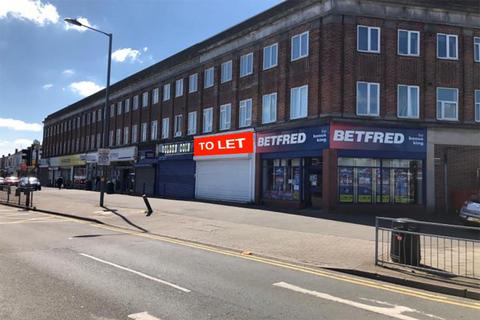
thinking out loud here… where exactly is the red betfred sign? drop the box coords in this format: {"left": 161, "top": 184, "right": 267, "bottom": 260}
{"left": 194, "top": 132, "right": 254, "bottom": 156}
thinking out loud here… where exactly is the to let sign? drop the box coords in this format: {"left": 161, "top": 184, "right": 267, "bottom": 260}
{"left": 194, "top": 132, "right": 254, "bottom": 156}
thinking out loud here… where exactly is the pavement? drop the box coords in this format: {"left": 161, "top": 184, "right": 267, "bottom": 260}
{"left": 1, "top": 205, "right": 479, "bottom": 320}
{"left": 20, "top": 188, "right": 480, "bottom": 299}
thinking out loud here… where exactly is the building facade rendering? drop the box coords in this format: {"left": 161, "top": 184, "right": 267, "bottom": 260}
{"left": 42, "top": 0, "right": 480, "bottom": 214}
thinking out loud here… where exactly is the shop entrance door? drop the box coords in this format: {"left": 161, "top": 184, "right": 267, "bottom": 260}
{"left": 306, "top": 157, "right": 323, "bottom": 207}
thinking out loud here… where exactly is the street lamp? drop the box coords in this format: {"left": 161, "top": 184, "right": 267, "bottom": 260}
{"left": 65, "top": 17, "right": 112, "bottom": 207}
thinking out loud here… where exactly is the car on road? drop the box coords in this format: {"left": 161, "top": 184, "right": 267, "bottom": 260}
{"left": 19, "top": 177, "right": 41, "bottom": 191}
{"left": 0, "top": 177, "right": 4, "bottom": 185}
{"left": 459, "top": 198, "right": 480, "bottom": 225}
{"left": 4, "top": 176, "right": 19, "bottom": 186}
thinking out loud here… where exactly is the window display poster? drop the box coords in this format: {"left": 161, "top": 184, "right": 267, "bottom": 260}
{"left": 339, "top": 167, "right": 354, "bottom": 203}
{"left": 293, "top": 167, "right": 301, "bottom": 199}
{"left": 357, "top": 168, "right": 372, "bottom": 203}
{"left": 394, "top": 169, "right": 409, "bottom": 203}
{"left": 273, "top": 167, "right": 285, "bottom": 192}
{"left": 376, "top": 168, "right": 390, "bottom": 203}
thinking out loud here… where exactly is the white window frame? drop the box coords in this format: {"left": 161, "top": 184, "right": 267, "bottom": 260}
{"left": 133, "top": 95, "right": 139, "bottom": 110}
{"left": 117, "top": 101, "right": 122, "bottom": 115}
{"left": 124, "top": 127, "right": 129, "bottom": 145}
{"left": 240, "top": 52, "right": 253, "bottom": 77}
{"left": 219, "top": 103, "right": 232, "bottom": 131}
{"left": 116, "top": 128, "right": 121, "bottom": 146}
{"left": 124, "top": 98, "right": 130, "bottom": 113}
{"left": 110, "top": 104, "right": 115, "bottom": 118}
{"left": 356, "top": 81, "right": 380, "bottom": 117}
{"left": 151, "top": 120, "right": 158, "bottom": 141}
{"left": 163, "top": 83, "right": 171, "bottom": 101}
{"left": 142, "top": 91, "right": 149, "bottom": 108}
{"left": 262, "top": 92, "right": 277, "bottom": 124}
{"left": 474, "top": 37, "right": 480, "bottom": 63}
{"left": 131, "top": 124, "right": 138, "bottom": 143}
{"left": 263, "top": 43, "right": 278, "bottom": 70}
{"left": 437, "top": 33, "right": 458, "bottom": 60}
{"left": 397, "top": 85, "right": 420, "bottom": 119}
{"left": 189, "top": 73, "right": 198, "bottom": 93}
{"left": 436, "top": 87, "right": 459, "bottom": 121}
{"left": 175, "top": 79, "right": 184, "bottom": 97}
{"left": 109, "top": 130, "right": 114, "bottom": 147}
{"left": 162, "top": 118, "right": 170, "bottom": 139}
{"left": 221, "top": 60, "right": 232, "bottom": 83}
{"left": 475, "top": 90, "right": 480, "bottom": 122}
{"left": 204, "top": 67, "right": 214, "bottom": 88}
{"left": 397, "top": 29, "right": 420, "bottom": 57}
{"left": 174, "top": 114, "right": 183, "bottom": 137}
{"left": 203, "top": 107, "right": 213, "bottom": 133}
{"left": 152, "top": 88, "right": 159, "bottom": 104}
{"left": 291, "top": 31, "right": 309, "bottom": 61}
{"left": 290, "top": 85, "right": 308, "bottom": 120}
{"left": 357, "top": 25, "right": 381, "bottom": 54}
{"left": 239, "top": 99, "right": 252, "bottom": 128}
{"left": 141, "top": 122, "right": 148, "bottom": 142}
{"left": 187, "top": 111, "right": 197, "bottom": 135}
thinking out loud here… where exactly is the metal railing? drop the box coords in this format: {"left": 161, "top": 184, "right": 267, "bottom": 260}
{"left": 0, "top": 186, "right": 34, "bottom": 208}
{"left": 375, "top": 217, "right": 480, "bottom": 280}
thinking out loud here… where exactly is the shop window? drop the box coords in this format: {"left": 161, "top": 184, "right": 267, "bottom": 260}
{"left": 337, "top": 157, "right": 423, "bottom": 205}
{"left": 437, "top": 33, "right": 458, "bottom": 60}
{"left": 398, "top": 30, "right": 419, "bottom": 56}
{"left": 262, "top": 158, "right": 303, "bottom": 201}
{"left": 397, "top": 85, "right": 419, "bottom": 118}
{"left": 436, "top": 87, "right": 458, "bottom": 121}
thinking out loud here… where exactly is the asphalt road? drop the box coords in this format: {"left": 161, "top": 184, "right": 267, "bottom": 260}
{"left": 0, "top": 205, "right": 478, "bottom": 320}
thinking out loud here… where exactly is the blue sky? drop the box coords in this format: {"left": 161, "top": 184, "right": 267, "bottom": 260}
{"left": 0, "top": 0, "right": 282, "bottom": 156}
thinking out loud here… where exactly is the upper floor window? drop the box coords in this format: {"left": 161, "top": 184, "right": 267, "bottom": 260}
{"left": 204, "top": 67, "right": 214, "bottom": 88}
{"left": 475, "top": 90, "right": 480, "bottom": 122}
{"left": 175, "top": 79, "right": 184, "bottom": 97}
{"left": 437, "top": 87, "right": 458, "bottom": 121}
{"left": 187, "top": 111, "right": 197, "bottom": 134}
{"left": 152, "top": 88, "right": 159, "bottom": 104}
{"left": 357, "top": 25, "right": 380, "bottom": 53}
{"left": 110, "top": 104, "right": 115, "bottom": 117}
{"left": 163, "top": 83, "right": 171, "bottom": 101}
{"left": 474, "top": 37, "right": 480, "bottom": 62}
{"left": 221, "top": 60, "right": 232, "bottom": 83}
{"left": 188, "top": 111, "right": 197, "bottom": 135}
{"left": 132, "top": 124, "right": 138, "bottom": 143}
{"left": 124, "top": 98, "right": 130, "bottom": 113}
{"left": 142, "top": 91, "right": 149, "bottom": 107}
{"left": 263, "top": 43, "right": 278, "bottom": 70}
{"left": 117, "top": 101, "right": 122, "bottom": 115}
{"left": 262, "top": 92, "right": 277, "bottom": 124}
{"left": 437, "top": 34, "right": 458, "bottom": 60}
{"left": 133, "top": 95, "right": 139, "bottom": 110}
{"left": 356, "top": 81, "right": 379, "bottom": 116}
{"left": 203, "top": 107, "right": 213, "bottom": 133}
{"left": 174, "top": 114, "right": 183, "bottom": 137}
{"left": 141, "top": 122, "right": 148, "bottom": 142}
{"left": 151, "top": 120, "right": 158, "bottom": 140}
{"left": 290, "top": 85, "right": 308, "bottom": 119}
{"left": 291, "top": 31, "right": 309, "bottom": 61}
{"left": 219, "top": 103, "right": 231, "bottom": 130}
{"left": 92, "top": 111, "right": 96, "bottom": 123}
{"left": 162, "top": 118, "right": 169, "bottom": 139}
{"left": 97, "top": 109, "right": 102, "bottom": 121}
{"left": 116, "top": 128, "right": 121, "bottom": 146}
{"left": 189, "top": 73, "right": 198, "bottom": 93}
{"left": 239, "top": 99, "right": 252, "bottom": 128}
{"left": 397, "top": 85, "right": 419, "bottom": 119}
{"left": 240, "top": 53, "right": 253, "bottom": 77}
{"left": 398, "top": 30, "right": 419, "bottom": 56}
{"left": 124, "top": 127, "right": 129, "bottom": 145}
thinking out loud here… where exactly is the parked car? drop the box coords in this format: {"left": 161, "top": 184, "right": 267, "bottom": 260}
{"left": 459, "top": 199, "right": 480, "bottom": 225}
{"left": 0, "top": 177, "right": 4, "bottom": 185}
{"left": 4, "top": 176, "right": 19, "bottom": 186}
{"left": 19, "top": 177, "right": 41, "bottom": 191}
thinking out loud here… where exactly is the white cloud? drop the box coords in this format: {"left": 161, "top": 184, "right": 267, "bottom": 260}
{"left": 0, "top": 138, "right": 34, "bottom": 156}
{"left": 62, "top": 69, "right": 75, "bottom": 76}
{"left": 112, "top": 48, "right": 141, "bottom": 63}
{"left": 0, "top": 118, "right": 43, "bottom": 132}
{"left": 63, "top": 16, "right": 92, "bottom": 32}
{"left": 0, "top": 0, "right": 59, "bottom": 26}
{"left": 69, "top": 81, "right": 103, "bottom": 97}
{"left": 143, "top": 47, "right": 148, "bottom": 52}
{"left": 42, "top": 83, "right": 53, "bottom": 90}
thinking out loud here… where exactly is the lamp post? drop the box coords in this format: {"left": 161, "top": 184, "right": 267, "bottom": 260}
{"left": 65, "top": 18, "right": 112, "bottom": 207}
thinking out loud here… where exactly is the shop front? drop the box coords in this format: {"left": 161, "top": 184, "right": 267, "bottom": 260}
{"left": 134, "top": 145, "right": 156, "bottom": 196}
{"left": 256, "top": 126, "right": 329, "bottom": 208}
{"left": 156, "top": 140, "right": 195, "bottom": 199}
{"left": 109, "top": 146, "right": 137, "bottom": 194}
{"left": 329, "top": 122, "right": 426, "bottom": 213}
{"left": 49, "top": 154, "right": 86, "bottom": 188}
{"left": 194, "top": 130, "right": 255, "bottom": 203}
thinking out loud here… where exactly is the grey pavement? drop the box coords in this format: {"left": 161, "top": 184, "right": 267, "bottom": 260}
{"left": 1, "top": 205, "right": 478, "bottom": 320}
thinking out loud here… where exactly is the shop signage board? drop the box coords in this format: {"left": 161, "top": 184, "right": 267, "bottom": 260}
{"left": 330, "top": 122, "right": 426, "bottom": 153}
{"left": 158, "top": 141, "right": 193, "bottom": 156}
{"left": 109, "top": 146, "right": 137, "bottom": 162}
{"left": 194, "top": 132, "right": 254, "bottom": 156}
{"left": 256, "top": 126, "right": 329, "bottom": 153}
{"left": 97, "top": 148, "right": 111, "bottom": 166}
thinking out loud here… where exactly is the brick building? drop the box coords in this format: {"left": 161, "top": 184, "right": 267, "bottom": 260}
{"left": 42, "top": 0, "right": 480, "bottom": 215}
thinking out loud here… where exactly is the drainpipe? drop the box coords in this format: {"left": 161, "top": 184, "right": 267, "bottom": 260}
{"left": 443, "top": 152, "right": 448, "bottom": 214}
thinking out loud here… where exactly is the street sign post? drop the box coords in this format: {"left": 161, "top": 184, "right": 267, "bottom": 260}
{"left": 97, "top": 148, "right": 111, "bottom": 166}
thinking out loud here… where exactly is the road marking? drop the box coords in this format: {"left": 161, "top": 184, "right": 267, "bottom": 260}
{"left": 274, "top": 281, "right": 432, "bottom": 320}
{"left": 359, "top": 298, "right": 446, "bottom": 320}
{"left": 80, "top": 253, "right": 191, "bottom": 293}
{"left": 128, "top": 311, "right": 162, "bottom": 320}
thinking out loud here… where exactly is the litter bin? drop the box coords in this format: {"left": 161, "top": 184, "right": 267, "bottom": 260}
{"left": 106, "top": 181, "right": 114, "bottom": 194}
{"left": 390, "top": 218, "right": 421, "bottom": 266}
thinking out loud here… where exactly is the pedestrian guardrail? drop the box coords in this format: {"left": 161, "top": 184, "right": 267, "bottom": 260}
{"left": 375, "top": 217, "right": 480, "bottom": 280}
{"left": 0, "top": 186, "right": 34, "bottom": 208}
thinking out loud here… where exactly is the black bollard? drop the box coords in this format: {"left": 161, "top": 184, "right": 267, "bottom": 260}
{"left": 142, "top": 194, "right": 153, "bottom": 216}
